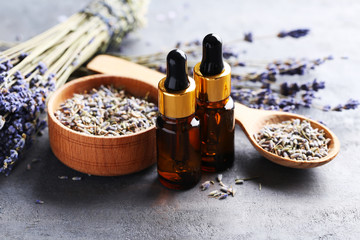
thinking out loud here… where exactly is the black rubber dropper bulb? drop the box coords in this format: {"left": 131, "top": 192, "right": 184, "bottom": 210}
{"left": 200, "top": 33, "right": 224, "bottom": 76}
{"left": 164, "top": 49, "right": 189, "bottom": 92}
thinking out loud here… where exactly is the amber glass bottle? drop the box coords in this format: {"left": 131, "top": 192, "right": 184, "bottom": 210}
{"left": 157, "top": 49, "right": 201, "bottom": 189}
{"left": 194, "top": 33, "right": 235, "bottom": 172}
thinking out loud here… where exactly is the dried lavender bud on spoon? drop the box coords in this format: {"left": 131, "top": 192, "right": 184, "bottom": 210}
{"left": 254, "top": 119, "right": 331, "bottom": 161}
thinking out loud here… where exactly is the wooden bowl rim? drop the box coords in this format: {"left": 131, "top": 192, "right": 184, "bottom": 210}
{"left": 47, "top": 74, "right": 157, "bottom": 140}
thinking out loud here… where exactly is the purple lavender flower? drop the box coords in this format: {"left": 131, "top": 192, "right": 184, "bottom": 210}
{"left": 244, "top": 32, "right": 253, "bottom": 43}
{"left": 4, "top": 60, "right": 13, "bottom": 70}
{"left": 223, "top": 46, "right": 238, "bottom": 59}
{"left": 343, "top": 99, "right": 359, "bottom": 110}
{"left": 157, "top": 66, "right": 166, "bottom": 74}
{"left": 13, "top": 71, "right": 24, "bottom": 80}
{"left": 1, "top": 71, "right": 54, "bottom": 175}
{"left": 9, "top": 149, "right": 18, "bottom": 160}
{"left": 320, "top": 99, "right": 359, "bottom": 112}
{"left": 235, "top": 62, "right": 246, "bottom": 67}
{"left": 333, "top": 104, "right": 343, "bottom": 112}
{"left": 37, "top": 62, "right": 47, "bottom": 75}
{"left": 282, "top": 105, "right": 295, "bottom": 112}
{"left": 0, "top": 63, "right": 6, "bottom": 72}
{"left": 302, "top": 90, "right": 316, "bottom": 107}
{"left": 280, "top": 82, "right": 290, "bottom": 96}
{"left": 223, "top": 50, "right": 238, "bottom": 59}
{"left": 277, "top": 29, "right": 310, "bottom": 39}
{"left": 312, "top": 79, "right": 325, "bottom": 91}
{"left": 18, "top": 52, "right": 29, "bottom": 61}
{"left": 322, "top": 105, "right": 331, "bottom": 112}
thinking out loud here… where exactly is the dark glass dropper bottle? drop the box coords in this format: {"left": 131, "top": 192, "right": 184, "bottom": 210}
{"left": 157, "top": 49, "right": 201, "bottom": 189}
{"left": 193, "top": 33, "right": 235, "bottom": 172}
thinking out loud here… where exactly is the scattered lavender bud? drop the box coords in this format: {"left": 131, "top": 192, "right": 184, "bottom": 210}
{"left": 208, "top": 190, "right": 219, "bottom": 196}
{"left": 228, "top": 186, "right": 235, "bottom": 195}
{"left": 219, "top": 193, "right": 228, "bottom": 200}
{"left": 235, "top": 179, "right": 244, "bottom": 185}
{"left": 35, "top": 200, "right": 44, "bottom": 204}
{"left": 220, "top": 187, "right": 229, "bottom": 193}
{"left": 200, "top": 181, "right": 211, "bottom": 191}
{"left": 72, "top": 176, "right": 82, "bottom": 181}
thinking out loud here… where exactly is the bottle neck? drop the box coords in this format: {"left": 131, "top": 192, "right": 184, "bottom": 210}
{"left": 196, "top": 96, "right": 231, "bottom": 108}
{"left": 159, "top": 113, "right": 196, "bottom": 123}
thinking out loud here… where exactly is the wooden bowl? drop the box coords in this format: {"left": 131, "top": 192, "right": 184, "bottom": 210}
{"left": 47, "top": 74, "right": 158, "bottom": 176}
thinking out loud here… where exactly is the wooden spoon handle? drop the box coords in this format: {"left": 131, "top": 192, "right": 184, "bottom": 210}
{"left": 234, "top": 102, "right": 255, "bottom": 130}
{"left": 87, "top": 55, "right": 164, "bottom": 88}
{"left": 234, "top": 102, "right": 273, "bottom": 135}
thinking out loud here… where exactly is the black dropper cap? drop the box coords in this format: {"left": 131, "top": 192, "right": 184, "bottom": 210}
{"left": 164, "top": 49, "right": 189, "bottom": 92}
{"left": 200, "top": 33, "right": 224, "bottom": 76}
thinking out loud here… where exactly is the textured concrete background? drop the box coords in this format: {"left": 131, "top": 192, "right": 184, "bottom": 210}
{"left": 1, "top": 0, "right": 360, "bottom": 239}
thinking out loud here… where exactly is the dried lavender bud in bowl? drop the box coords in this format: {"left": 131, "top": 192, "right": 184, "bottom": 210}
{"left": 54, "top": 85, "right": 158, "bottom": 136}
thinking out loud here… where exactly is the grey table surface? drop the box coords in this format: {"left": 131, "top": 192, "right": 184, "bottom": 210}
{"left": 1, "top": 0, "right": 360, "bottom": 239}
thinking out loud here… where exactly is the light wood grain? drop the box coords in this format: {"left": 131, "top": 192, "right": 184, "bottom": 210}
{"left": 87, "top": 55, "right": 163, "bottom": 88}
{"left": 87, "top": 55, "right": 340, "bottom": 169}
{"left": 47, "top": 74, "right": 158, "bottom": 176}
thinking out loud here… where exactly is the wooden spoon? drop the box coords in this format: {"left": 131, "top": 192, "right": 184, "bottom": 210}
{"left": 234, "top": 103, "right": 340, "bottom": 168}
{"left": 87, "top": 55, "right": 340, "bottom": 169}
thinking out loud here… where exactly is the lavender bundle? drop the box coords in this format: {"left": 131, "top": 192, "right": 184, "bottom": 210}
{"left": 121, "top": 29, "right": 359, "bottom": 113}
{"left": 0, "top": 0, "right": 147, "bottom": 175}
